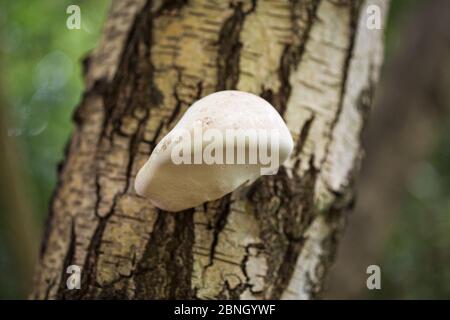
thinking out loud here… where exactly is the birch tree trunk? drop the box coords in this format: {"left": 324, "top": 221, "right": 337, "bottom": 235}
{"left": 32, "top": 0, "right": 388, "bottom": 299}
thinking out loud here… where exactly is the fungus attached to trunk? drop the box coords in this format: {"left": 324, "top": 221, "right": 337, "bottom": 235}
{"left": 135, "top": 90, "right": 293, "bottom": 212}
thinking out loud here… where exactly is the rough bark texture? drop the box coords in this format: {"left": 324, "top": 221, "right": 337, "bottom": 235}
{"left": 32, "top": 0, "right": 387, "bottom": 299}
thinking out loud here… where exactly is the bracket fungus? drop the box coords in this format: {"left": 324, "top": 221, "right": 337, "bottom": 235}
{"left": 135, "top": 90, "right": 294, "bottom": 212}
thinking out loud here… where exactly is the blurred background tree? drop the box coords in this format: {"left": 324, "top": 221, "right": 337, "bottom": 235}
{"left": 0, "top": 0, "right": 449, "bottom": 299}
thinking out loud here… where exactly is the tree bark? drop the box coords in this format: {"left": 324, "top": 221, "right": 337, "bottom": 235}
{"left": 32, "top": 0, "right": 388, "bottom": 299}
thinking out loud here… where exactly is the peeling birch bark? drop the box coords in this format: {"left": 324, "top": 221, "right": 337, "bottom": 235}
{"left": 32, "top": 0, "right": 388, "bottom": 299}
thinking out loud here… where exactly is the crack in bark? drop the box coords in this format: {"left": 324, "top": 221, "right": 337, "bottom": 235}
{"left": 56, "top": 218, "right": 76, "bottom": 298}
{"left": 166, "top": 67, "right": 185, "bottom": 127}
{"left": 240, "top": 243, "right": 265, "bottom": 295}
{"left": 320, "top": 2, "right": 362, "bottom": 176}
{"left": 61, "top": 195, "right": 119, "bottom": 299}
{"left": 204, "top": 194, "right": 232, "bottom": 271}
{"left": 134, "top": 210, "right": 195, "bottom": 299}
{"left": 261, "top": 0, "right": 321, "bottom": 116}
{"left": 294, "top": 115, "right": 315, "bottom": 171}
{"left": 216, "top": 0, "right": 257, "bottom": 90}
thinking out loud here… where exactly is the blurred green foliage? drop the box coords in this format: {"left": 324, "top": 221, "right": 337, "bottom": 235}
{"left": 0, "top": 0, "right": 109, "bottom": 298}
{"left": 368, "top": 0, "right": 450, "bottom": 299}
{"left": 381, "top": 115, "right": 450, "bottom": 299}
{"left": 1, "top": 0, "right": 109, "bottom": 222}
{"left": 384, "top": 0, "right": 419, "bottom": 56}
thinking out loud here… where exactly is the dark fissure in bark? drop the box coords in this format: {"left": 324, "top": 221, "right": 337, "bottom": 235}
{"left": 56, "top": 219, "right": 76, "bottom": 297}
{"left": 321, "top": 2, "right": 362, "bottom": 169}
{"left": 134, "top": 210, "right": 195, "bottom": 299}
{"left": 247, "top": 158, "right": 318, "bottom": 298}
{"left": 294, "top": 115, "right": 315, "bottom": 171}
{"left": 261, "top": 0, "right": 321, "bottom": 116}
{"left": 205, "top": 195, "right": 232, "bottom": 269}
{"left": 216, "top": 0, "right": 257, "bottom": 90}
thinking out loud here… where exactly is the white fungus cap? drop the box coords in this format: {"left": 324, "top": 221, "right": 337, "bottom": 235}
{"left": 135, "top": 90, "right": 294, "bottom": 212}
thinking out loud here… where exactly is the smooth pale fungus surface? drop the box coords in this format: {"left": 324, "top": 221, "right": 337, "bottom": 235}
{"left": 135, "top": 90, "right": 293, "bottom": 212}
